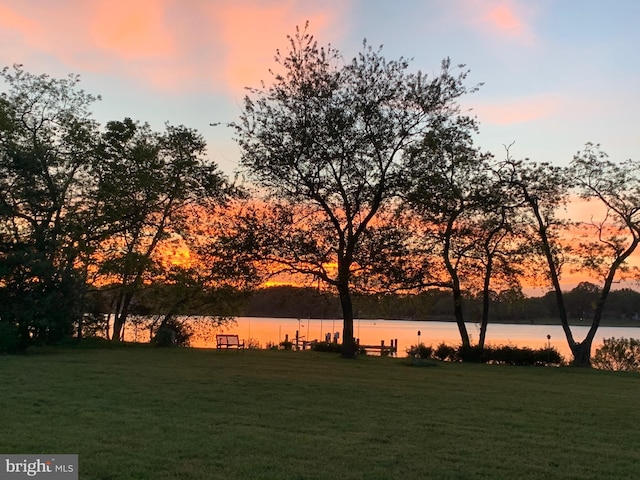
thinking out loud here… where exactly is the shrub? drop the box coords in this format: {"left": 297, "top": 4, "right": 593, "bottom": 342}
{"left": 481, "top": 345, "right": 563, "bottom": 366}
{"left": 0, "top": 321, "right": 24, "bottom": 354}
{"left": 533, "top": 347, "right": 563, "bottom": 366}
{"left": 434, "top": 342, "right": 457, "bottom": 362}
{"left": 458, "top": 345, "right": 486, "bottom": 363}
{"left": 312, "top": 341, "right": 342, "bottom": 353}
{"left": 406, "top": 343, "right": 433, "bottom": 359}
{"left": 154, "top": 317, "right": 193, "bottom": 347}
{"left": 593, "top": 337, "right": 640, "bottom": 372}
{"left": 428, "top": 342, "right": 563, "bottom": 366}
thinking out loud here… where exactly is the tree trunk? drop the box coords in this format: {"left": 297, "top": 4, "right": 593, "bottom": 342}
{"left": 526, "top": 195, "right": 580, "bottom": 363}
{"left": 443, "top": 216, "right": 470, "bottom": 348}
{"left": 111, "top": 289, "right": 134, "bottom": 342}
{"left": 338, "top": 283, "right": 357, "bottom": 358}
{"left": 570, "top": 341, "right": 593, "bottom": 367}
{"left": 452, "top": 285, "right": 471, "bottom": 348}
{"left": 478, "top": 257, "right": 493, "bottom": 349}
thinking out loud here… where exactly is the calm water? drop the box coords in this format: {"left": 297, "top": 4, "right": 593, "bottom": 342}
{"left": 165, "top": 316, "right": 640, "bottom": 360}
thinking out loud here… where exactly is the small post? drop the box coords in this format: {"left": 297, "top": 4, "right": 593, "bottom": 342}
{"left": 296, "top": 330, "right": 299, "bottom": 350}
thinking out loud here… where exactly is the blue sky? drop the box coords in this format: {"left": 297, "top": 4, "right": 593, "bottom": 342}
{"left": 1, "top": 0, "right": 638, "bottom": 177}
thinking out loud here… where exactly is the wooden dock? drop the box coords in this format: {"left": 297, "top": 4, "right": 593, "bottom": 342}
{"left": 356, "top": 338, "right": 398, "bottom": 357}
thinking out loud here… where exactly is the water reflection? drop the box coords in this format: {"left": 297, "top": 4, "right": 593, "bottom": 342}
{"left": 124, "top": 316, "right": 640, "bottom": 359}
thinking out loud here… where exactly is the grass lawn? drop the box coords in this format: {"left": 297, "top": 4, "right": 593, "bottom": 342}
{"left": 1, "top": 346, "right": 639, "bottom": 479}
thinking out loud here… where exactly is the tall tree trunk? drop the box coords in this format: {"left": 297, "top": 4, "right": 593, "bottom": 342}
{"left": 338, "top": 283, "right": 357, "bottom": 358}
{"left": 478, "top": 257, "right": 493, "bottom": 349}
{"left": 526, "top": 195, "right": 581, "bottom": 363}
{"left": 111, "top": 289, "right": 135, "bottom": 342}
{"left": 452, "top": 280, "right": 471, "bottom": 348}
{"left": 443, "top": 216, "right": 470, "bottom": 348}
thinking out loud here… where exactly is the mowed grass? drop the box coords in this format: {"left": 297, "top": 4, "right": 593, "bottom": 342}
{"left": 1, "top": 347, "right": 639, "bottom": 480}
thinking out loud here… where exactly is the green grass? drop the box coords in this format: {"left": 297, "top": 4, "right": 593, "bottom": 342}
{"left": 1, "top": 347, "right": 639, "bottom": 479}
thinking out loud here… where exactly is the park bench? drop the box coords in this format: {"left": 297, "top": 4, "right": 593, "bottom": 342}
{"left": 216, "top": 334, "right": 245, "bottom": 350}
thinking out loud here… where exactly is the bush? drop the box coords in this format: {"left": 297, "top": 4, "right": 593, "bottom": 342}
{"left": 434, "top": 343, "right": 457, "bottom": 362}
{"left": 0, "top": 321, "right": 25, "bottom": 353}
{"left": 533, "top": 347, "right": 563, "bottom": 366}
{"left": 406, "top": 343, "right": 433, "bottom": 359}
{"left": 245, "top": 338, "right": 261, "bottom": 349}
{"left": 154, "top": 317, "right": 193, "bottom": 347}
{"left": 593, "top": 337, "right": 640, "bottom": 372}
{"left": 458, "top": 345, "right": 486, "bottom": 363}
{"left": 311, "top": 341, "right": 342, "bottom": 353}
{"left": 427, "top": 342, "right": 563, "bottom": 366}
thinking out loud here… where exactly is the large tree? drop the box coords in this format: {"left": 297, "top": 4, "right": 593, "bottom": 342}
{"left": 94, "top": 119, "right": 228, "bottom": 342}
{"left": 232, "top": 26, "right": 477, "bottom": 357}
{"left": 564, "top": 144, "right": 640, "bottom": 365}
{"left": 502, "top": 145, "right": 640, "bottom": 366}
{"left": 0, "top": 65, "right": 101, "bottom": 349}
{"left": 406, "top": 122, "right": 521, "bottom": 349}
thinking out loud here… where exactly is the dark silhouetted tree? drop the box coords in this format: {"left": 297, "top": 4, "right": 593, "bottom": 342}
{"left": 232, "top": 25, "right": 478, "bottom": 357}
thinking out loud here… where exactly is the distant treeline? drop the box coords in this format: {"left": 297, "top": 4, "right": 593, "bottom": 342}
{"left": 240, "top": 284, "right": 640, "bottom": 325}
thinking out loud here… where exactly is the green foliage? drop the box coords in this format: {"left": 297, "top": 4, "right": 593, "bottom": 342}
{"left": 593, "top": 337, "right": 640, "bottom": 372}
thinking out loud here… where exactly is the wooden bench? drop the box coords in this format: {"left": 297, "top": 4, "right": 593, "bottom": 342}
{"left": 216, "top": 334, "right": 245, "bottom": 350}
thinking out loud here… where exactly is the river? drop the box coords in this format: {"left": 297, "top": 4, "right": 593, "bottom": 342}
{"left": 127, "top": 316, "right": 640, "bottom": 360}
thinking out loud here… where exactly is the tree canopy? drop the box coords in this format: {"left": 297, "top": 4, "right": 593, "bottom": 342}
{"left": 232, "top": 25, "right": 479, "bottom": 357}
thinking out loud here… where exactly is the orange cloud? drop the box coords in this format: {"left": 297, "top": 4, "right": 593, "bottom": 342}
{"left": 0, "top": 3, "right": 39, "bottom": 36}
{"left": 210, "top": 0, "right": 348, "bottom": 94}
{"left": 89, "top": 0, "right": 176, "bottom": 60}
{"left": 0, "top": 0, "right": 349, "bottom": 94}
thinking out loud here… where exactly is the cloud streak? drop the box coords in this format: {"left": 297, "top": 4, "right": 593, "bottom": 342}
{"left": 461, "top": 0, "right": 538, "bottom": 45}
{"left": 0, "top": 0, "right": 348, "bottom": 94}
{"left": 473, "top": 93, "right": 562, "bottom": 126}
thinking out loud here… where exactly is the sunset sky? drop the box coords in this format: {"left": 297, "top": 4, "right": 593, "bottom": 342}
{"left": 1, "top": 0, "right": 638, "bottom": 178}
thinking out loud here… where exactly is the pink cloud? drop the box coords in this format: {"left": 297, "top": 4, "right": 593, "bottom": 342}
{"left": 89, "top": 0, "right": 176, "bottom": 60}
{"left": 210, "top": 0, "right": 348, "bottom": 94}
{"left": 0, "top": 3, "right": 39, "bottom": 37}
{"left": 462, "top": 0, "right": 537, "bottom": 45}
{"left": 486, "top": 5, "right": 527, "bottom": 37}
{"left": 473, "top": 94, "right": 562, "bottom": 126}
